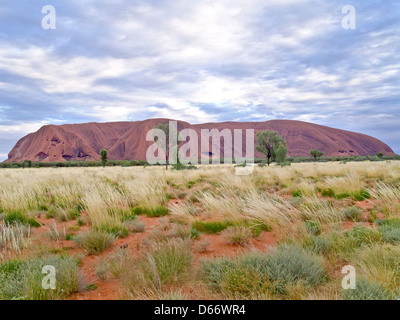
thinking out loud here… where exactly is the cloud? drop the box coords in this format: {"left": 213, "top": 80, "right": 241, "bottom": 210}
{"left": 0, "top": 0, "right": 399, "bottom": 161}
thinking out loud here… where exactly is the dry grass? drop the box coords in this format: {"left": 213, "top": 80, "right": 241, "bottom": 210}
{"left": 0, "top": 222, "right": 31, "bottom": 254}
{"left": 1, "top": 161, "right": 400, "bottom": 300}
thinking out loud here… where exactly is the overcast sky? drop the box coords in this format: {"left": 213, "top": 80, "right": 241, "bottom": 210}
{"left": 0, "top": 0, "right": 399, "bottom": 161}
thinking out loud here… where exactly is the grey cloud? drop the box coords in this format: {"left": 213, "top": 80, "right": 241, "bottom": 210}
{"left": 0, "top": 0, "right": 399, "bottom": 161}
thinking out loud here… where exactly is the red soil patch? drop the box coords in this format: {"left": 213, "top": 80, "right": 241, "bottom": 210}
{"left": 195, "top": 231, "right": 279, "bottom": 260}
{"left": 71, "top": 279, "right": 122, "bottom": 300}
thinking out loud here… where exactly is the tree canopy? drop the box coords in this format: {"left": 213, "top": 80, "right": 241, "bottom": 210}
{"left": 256, "top": 131, "right": 287, "bottom": 166}
{"left": 310, "top": 149, "right": 324, "bottom": 162}
{"left": 154, "top": 123, "right": 170, "bottom": 170}
{"left": 100, "top": 149, "right": 108, "bottom": 168}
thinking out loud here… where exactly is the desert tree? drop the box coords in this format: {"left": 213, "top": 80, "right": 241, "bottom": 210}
{"left": 154, "top": 123, "right": 170, "bottom": 170}
{"left": 100, "top": 149, "right": 108, "bottom": 168}
{"left": 376, "top": 152, "right": 383, "bottom": 159}
{"left": 310, "top": 149, "right": 323, "bottom": 162}
{"left": 22, "top": 159, "right": 32, "bottom": 169}
{"left": 275, "top": 143, "right": 288, "bottom": 166}
{"left": 256, "top": 131, "right": 287, "bottom": 166}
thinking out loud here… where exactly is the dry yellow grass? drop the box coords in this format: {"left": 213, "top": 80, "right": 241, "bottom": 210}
{"left": 1, "top": 160, "right": 400, "bottom": 300}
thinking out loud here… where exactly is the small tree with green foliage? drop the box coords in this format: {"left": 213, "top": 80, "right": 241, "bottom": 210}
{"left": 22, "top": 159, "right": 32, "bottom": 169}
{"left": 377, "top": 152, "right": 383, "bottom": 159}
{"left": 256, "top": 131, "right": 287, "bottom": 166}
{"left": 100, "top": 149, "right": 108, "bottom": 168}
{"left": 310, "top": 149, "right": 324, "bottom": 162}
{"left": 154, "top": 123, "right": 170, "bottom": 170}
{"left": 275, "top": 143, "right": 288, "bottom": 166}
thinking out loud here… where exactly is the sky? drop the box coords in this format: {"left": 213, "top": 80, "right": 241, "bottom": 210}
{"left": 0, "top": 0, "right": 399, "bottom": 161}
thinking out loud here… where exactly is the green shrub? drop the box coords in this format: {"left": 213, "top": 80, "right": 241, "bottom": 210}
{"left": 341, "top": 206, "right": 363, "bottom": 221}
{"left": 322, "top": 227, "right": 383, "bottom": 258}
{"left": 346, "top": 227, "right": 382, "bottom": 246}
{"left": 202, "top": 244, "right": 327, "bottom": 297}
{"left": 192, "top": 220, "right": 233, "bottom": 234}
{"left": 0, "top": 255, "right": 79, "bottom": 300}
{"left": 202, "top": 256, "right": 239, "bottom": 291}
{"left": 147, "top": 206, "right": 169, "bottom": 217}
{"left": 3, "top": 211, "right": 41, "bottom": 228}
{"left": 131, "top": 206, "right": 169, "bottom": 217}
{"left": 219, "top": 263, "right": 272, "bottom": 298}
{"left": 190, "top": 227, "right": 200, "bottom": 239}
{"left": 305, "top": 220, "right": 321, "bottom": 236}
{"left": 321, "top": 188, "right": 335, "bottom": 197}
{"left": 263, "top": 244, "right": 327, "bottom": 293}
{"left": 234, "top": 220, "right": 271, "bottom": 235}
{"left": 144, "top": 239, "right": 193, "bottom": 285}
{"left": 112, "top": 239, "right": 193, "bottom": 299}
{"left": 377, "top": 219, "right": 400, "bottom": 243}
{"left": 351, "top": 244, "right": 400, "bottom": 292}
{"left": 376, "top": 218, "right": 400, "bottom": 228}
{"left": 132, "top": 206, "right": 145, "bottom": 215}
{"left": 292, "top": 190, "right": 302, "bottom": 198}
{"left": 353, "top": 189, "right": 371, "bottom": 201}
{"left": 334, "top": 193, "right": 351, "bottom": 200}
{"left": 343, "top": 278, "right": 394, "bottom": 300}
{"left": 86, "top": 284, "right": 98, "bottom": 291}
{"left": 118, "top": 208, "right": 137, "bottom": 221}
{"left": 172, "top": 162, "right": 198, "bottom": 171}
{"left": 301, "top": 235, "right": 332, "bottom": 255}
{"left": 95, "top": 224, "right": 129, "bottom": 238}
{"left": 380, "top": 226, "right": 400, "bottom": 243}
{"left": 65, "top": 234, "right": 74, "bottom": 241}
{"left": 74, "top": 230, "right": 115, "bottom": 255}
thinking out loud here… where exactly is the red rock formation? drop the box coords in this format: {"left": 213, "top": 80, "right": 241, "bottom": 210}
{"left": 5, "top": 119, "right": 395, "bottom": 162}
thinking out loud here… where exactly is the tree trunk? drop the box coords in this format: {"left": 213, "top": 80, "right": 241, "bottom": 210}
{"left": 166, "top": 146, "right": 168, "bottom": 170}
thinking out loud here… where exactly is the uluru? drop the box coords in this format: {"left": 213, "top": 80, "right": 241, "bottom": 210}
{"left": 4, "top": 119, "right": 395, "bottom": 163}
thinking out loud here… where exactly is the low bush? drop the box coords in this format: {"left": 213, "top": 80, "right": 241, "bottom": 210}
{"left": 343, "top": 278, "right": 394, "bottom": 300}
{"left": 305, "top": 220, "right": 321, "bottom": 236}
{"left": 115, "top": 239, "right": 193, "bottom": 299}
{"left": 192, "top": 220, "right": 233, "bottom": 234}
{"left": 145, "top": 239, "right": 193, "bottom": 285}
{"left": 202, "top": 244, "right": 327, "bottom": 297}
{"left": 376, "top": 218, "right": 400, "bottom": 244}
{"left": 0, "top": 255, "right": 80, "bottom": 300}
{"left": 341, "top": 206, "right": 363, "bottom": 221}
{"left": 3, "top": 211, "right": 40, "bottom": 228}
{"left": 321, "top": 188, "right": 335, "bottom": 198}
{"left": 95, "top": 224, "right": 129, "bottom": 238}
{"left": 74, "top": 230, "right": 115, "bottom": 255}
{"left": 309, "top": 227, "right": 383, "bottom": 258}
{"left": 292, "top": 190, "right": 302, "bottom": 198}
{"left": 133, "top": 206, "right": 169, "bottom": 218}
{"left": 147, "top": 206, "right": 169, "bottom": 217}
{"left": 350, "top": 244, "right": 400, "bottom": 293}
{"left": 222, "top": 226, "right": 254, "bottom": 246}
{"left": 95, "top": 259, "right": 109, "bottom": 280}
{"left": 124, "top": 219, "right": 146, "bottom": 233}
{"left": 263, "top": 244, "right": 327, "bottom": 293}
{"left": 352, "top": 189, "right": 371, "bottom": 201}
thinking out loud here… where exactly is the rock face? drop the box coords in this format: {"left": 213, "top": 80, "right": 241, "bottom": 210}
{"left": 5, "top": 119, "right": 395, "bottom": 162}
